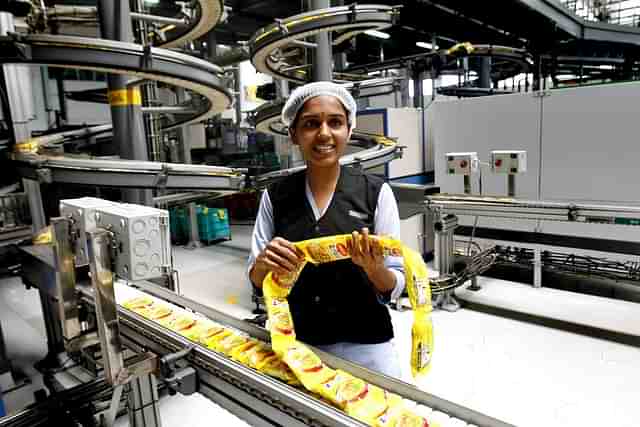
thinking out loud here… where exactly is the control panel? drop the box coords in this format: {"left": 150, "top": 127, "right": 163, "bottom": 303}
{"left": 491, "top": 150, "right": 527, "bottom": 174}
{"left": 446, "top": 152, "right": 479, "bottom": 175}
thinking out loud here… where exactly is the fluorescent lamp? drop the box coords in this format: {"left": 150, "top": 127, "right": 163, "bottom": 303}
{"left": 144, "top": 0, "right": 160, "bottom": 4}
{"left": 416, "top": 41, "right": 438, "bottom": 50}
{"left": 364, "top": 30, "right": 390, "bottom": 40}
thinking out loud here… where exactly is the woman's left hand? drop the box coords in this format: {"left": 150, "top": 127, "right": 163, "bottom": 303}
{"left": 349, "top": 228, "right": 385, "bottom": 275}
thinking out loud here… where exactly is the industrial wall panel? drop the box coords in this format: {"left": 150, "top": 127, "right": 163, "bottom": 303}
{"left": 432, "top": 92, "right": 542, "bottom": 232}
{"left": 540, "top": 82, "right": 640, "bottom": 242}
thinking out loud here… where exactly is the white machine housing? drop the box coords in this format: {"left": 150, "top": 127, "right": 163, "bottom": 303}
{"left": 95, "top": 204, "right": 171, "bottom": 281}
{"left": 491, "top": 150, "right": 527, "bottom": 174}
{"left": 446, "top": 152, "right": 479, "bottom": 175}
{"left": 59, "top": 197, "right": 116, "bottom": 266}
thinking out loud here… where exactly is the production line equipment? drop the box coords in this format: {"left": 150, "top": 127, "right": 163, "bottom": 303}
{"left": 8, "top": 197, "right": 514, "bottom": 427}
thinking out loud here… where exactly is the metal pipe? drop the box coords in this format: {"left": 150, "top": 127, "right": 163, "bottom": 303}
{"left": 463, "top": 175, "right": 471, "bottom": 194}
{"left": 141, "top": 106, "right": 196, "bottom": 114}
{"left": 508, "top": 174, "right": 516, "bottom": 197}
{"left": 130, "top": 12, "right": 187, "bottom": 26}
{"left": 87, "top": 229, "right": 125, "bottom": 385}
{"left": 311, "top": 0, "right": 332, "bottom": 81}
{"left": 98, "top": 0, "right": 151, "bottom": 205}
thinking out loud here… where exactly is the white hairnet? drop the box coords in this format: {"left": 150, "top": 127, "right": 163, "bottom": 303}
{"left": 281, "top": 81, "right": 356, "bottom": 131}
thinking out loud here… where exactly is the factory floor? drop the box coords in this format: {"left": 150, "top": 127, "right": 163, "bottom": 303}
{"left": 0, "top": 224, "right": 638, "bottom": 427}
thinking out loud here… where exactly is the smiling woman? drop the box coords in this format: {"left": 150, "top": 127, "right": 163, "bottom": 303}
{"left": 247, "top": 81, "right": 406, "bottom": 378}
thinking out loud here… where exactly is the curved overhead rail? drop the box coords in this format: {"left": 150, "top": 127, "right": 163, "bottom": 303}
{"left": 0, "top": 34, "right": 232, "bottom": 131}
{"left": 344, "top": 44, "right": 531, "bottom": 81}
{"left": 249, "top": 5, "right": 400, "bottom": 83}
{"left": 155, "top": 0, "right": 223, "bottom": 49}
{"left": 12, "top": 153, "right": 247, "bottom": 191}
{"left": 27, "top": 1, "right": 223, "bottom": 51}
{"left": 436, "top": 86, "right": 516, "bottom": 97}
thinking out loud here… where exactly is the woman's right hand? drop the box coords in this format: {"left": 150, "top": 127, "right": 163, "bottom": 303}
{"left": 254, "top": 237, "right": 305, "bottom": 277}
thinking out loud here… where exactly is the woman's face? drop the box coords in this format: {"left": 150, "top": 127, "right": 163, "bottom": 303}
{"left": 290, "top": 95, "right": 350, "bottom": 170}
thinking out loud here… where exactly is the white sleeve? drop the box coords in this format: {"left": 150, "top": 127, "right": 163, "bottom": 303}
{"left": 373, "top": 183, "right": 406, "bottom": 301}
{"left": 247, "top": 190, "right": 274, "bottom": 287}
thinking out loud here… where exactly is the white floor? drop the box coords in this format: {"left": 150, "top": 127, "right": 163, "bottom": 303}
{"left": 1, "top": 224, "right": 638, "bottom": 427}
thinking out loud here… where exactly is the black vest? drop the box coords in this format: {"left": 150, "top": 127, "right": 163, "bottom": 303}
{"left": 269, "top": 166, "right": 394, "bottom": 345}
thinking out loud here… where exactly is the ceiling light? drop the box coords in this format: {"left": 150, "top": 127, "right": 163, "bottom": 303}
{"left": 416, "top": 41, "right": 438, "bottom": 50}
{"left": 144, "top": 0, "right": 160, "bottom": 4}
{"left": 364, "top": 30, "right": 390, "bottom": 40}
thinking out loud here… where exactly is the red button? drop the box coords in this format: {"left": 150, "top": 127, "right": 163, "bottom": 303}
{"left": 460, "top": 160, "right": 468, "bottom": 168}
{"left": 495, "top": 159, "right": 502, "bottom": 167}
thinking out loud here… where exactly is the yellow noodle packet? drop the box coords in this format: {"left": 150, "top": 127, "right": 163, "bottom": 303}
{"left": 182, "top": 321, "right": 226, "bottom": 344}
{"left": 247, "top": 345, "right": 278, "bottom": 370}
{"left": 345, "top": 384, "right": 389, "bottom": 425}
{"left": 265, "top": 296, "right": 296, "bottom": 339}
{"left": 280, "top": 342, "right": 336, "bottom": 391}
{"left": 230, "top": 340, "right": 261, "bottom": 365}
{"left": 122, "top": 296, "right": 153, "bottom": 310}
{"left": 403, "top": 248, "right": 434, "bottom": 378}
{"left": 214, "top": 333, "right": 250, "bottom": 355}
{"left": 203, "top": 329, "right": 233, "bottom": 350}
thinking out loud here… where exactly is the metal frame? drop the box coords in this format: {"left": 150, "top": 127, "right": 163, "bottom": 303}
{"left": 13, "top": 156, "right": 247, "bottom": 191}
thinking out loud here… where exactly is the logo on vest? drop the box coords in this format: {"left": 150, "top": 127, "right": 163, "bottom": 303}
{"left": 348, "top": 210, "right": 369, "bottom": 220}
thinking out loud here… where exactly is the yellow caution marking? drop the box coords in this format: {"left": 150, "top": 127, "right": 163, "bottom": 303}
{"left": 108, "top": 88, "right": 142, "bottom": 107}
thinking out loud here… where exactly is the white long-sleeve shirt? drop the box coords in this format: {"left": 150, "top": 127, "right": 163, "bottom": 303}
{"left": 247, "top": 178, "right": 405, "bottom": 301}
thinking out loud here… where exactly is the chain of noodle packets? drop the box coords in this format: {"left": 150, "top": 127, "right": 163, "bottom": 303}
{"left": 122, "top": 234, "right": 435, "bottom": 427}
{"left": 263, "top": 234, "right": 436, "bottom": 427}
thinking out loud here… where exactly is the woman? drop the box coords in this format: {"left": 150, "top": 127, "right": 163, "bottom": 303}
{"left": 248, "top": 81, "right": 404, "bottom": 378}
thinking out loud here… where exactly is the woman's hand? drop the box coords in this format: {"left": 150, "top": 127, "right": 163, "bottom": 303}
{"left": 349, "top": 228, "right": 385, "bottom": 275}
{"left": 254, "top": 237, "right": 305, "bottom": 277}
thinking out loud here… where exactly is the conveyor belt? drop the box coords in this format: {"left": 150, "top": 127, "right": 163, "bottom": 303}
{"left": 71, "top": 280, "right": 514, "bottom": 427}
{"left": 0, "top": 34, "right": 231, "bottom": 130}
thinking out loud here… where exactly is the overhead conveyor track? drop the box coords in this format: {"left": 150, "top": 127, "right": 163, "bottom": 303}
{"left": 0, "top": 34, "right": 231, "bottom": 130}
{"left": 249, "top": 5, "right": 400, "bottom": 83}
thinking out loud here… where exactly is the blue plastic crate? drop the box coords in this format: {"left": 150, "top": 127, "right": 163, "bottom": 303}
{"left": 197, "top": 207, "right": 230, "bottom": 242}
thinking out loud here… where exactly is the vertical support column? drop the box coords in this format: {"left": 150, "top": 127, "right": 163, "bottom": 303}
{"left": 51, "top": 218, "right": 82, "bottom": 343}
{"left": 412, "top": 69, "right": 424, "bottom": 109}
{"left": 434, "top": 214, "right": 460, "bottom": 312}
{"left": 186, "top": 202, "right": 202, "bottom": 249}
{"left": 508, "top": 174, "right": 516, "bottom": 197}
{"left": 87, "top": 229, "right": 124, "bottom": 385}
{"left": 0, "top": 322, "right": 9, "bottom": 379}
{"left": 97, "top": 0, "right": 151, "bottom": 205}
{"left": 174, "top": 88, "right": 192, "bottom": 164}
{"left": 311, "top": 0, "right": 332, "bottom": 82}
{"left": 533, "top": 247, "right": 542, "bottom": 288}
{"left": 477, "top": 57, "right": 492, "bottom": 89}
{"left": 22, "top": 178, "right": 46, "bottom": 233}
{"left": 127, "top": 373, "right": 162, "bottom": 427}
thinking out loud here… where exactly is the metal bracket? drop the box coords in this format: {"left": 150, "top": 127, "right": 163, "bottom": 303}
{"left": 141, "top": 44, "right": 153, "bottom": 69}
{"left": 35, "top": 168, "right": 52, "bottom": 184}
{"left": 348, "top": 3, "right": 358, "bottom": 24}
{"left": 159, "top": 345, "right": 197, "bottom": 395}
{"left": 275, "top": 18, "right": 289, "bottom": 35}
{"left": 152, "top": 164, "right": 170, "bottom": 188}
